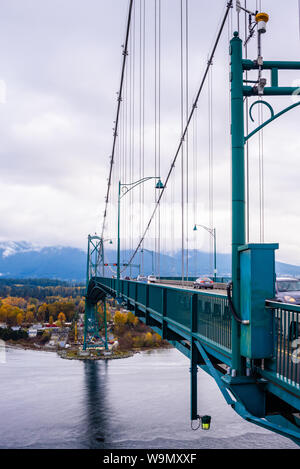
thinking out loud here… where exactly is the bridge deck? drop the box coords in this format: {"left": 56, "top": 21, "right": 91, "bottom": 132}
{"left": 87, "top": 277, "right": 300, "bottom": 443}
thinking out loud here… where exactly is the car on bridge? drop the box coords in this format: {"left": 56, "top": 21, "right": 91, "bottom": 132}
{"left": 136, "top": 275, "right": 148, "bottom": 283}
{"left": 193, "top": 277, "right": 214, "bottom": 289}
{"left": 274, "top": 277, "right": 300, "bottom": 341}
{"left": 147, "top": 275, "right": 157, "bottom": 283}
{"left": 275, "top": 277, "right": 300, "bottom": 304}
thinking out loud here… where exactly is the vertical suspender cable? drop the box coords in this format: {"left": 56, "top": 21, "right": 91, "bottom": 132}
{"left": 260, "top": 0, "right": 264, "bottom": 243}
{"left": 180, "top": 0, "right": 185, "bottom": 283}
{"left": 258, "top": 99, "right": 265, "bottom": 242}
{"left": 244, "top": 0, "right": 250, "bottom": 243}
{"left": 208, "top": 64, "right": 214, "bottom": 276}
{"left": 131, "top": 2, "right": 136, "bottom": 276}
{"left": 139, "top": 0, "right": 142, "bottom": 273}
{"left": 154, "top": 0, "right": 157, "bottom": 275}
{"left": 257, "top": 0, "right": 264, "bottom": 243}
{"left": 193, "top": 107, "right": 198, "bottom": 276}
{"left": 142, "top": 0, "right": 145, "bottom": 274}
{"left": 185, "top": 0, "right": 189, "bottom": 280}
{"left": 158, "top": 0, "right": 161, "bottom": 278}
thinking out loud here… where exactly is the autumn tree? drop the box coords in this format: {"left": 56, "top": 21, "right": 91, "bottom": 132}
{"left": 126, "top": 311, "right": 138, "bottom": 326}
{"left": 17, "top": 312, "right": 24, "bottom": 326}
{"left": 25, "top": 310, "right": 34, "bottom": 324}
{"left": 132, "top": 335, "right": 145, "bottom": 348}
{"left": 0, "top": 304, "right": 24, "bottom": 326}
{"left": 114, "top": 311, "right": 128, "bottom": 335}
{"left": 78, "top": 299, "right": 85, "bottom": 314}
{"left": 118, "top": 331, "right": 134, "bottom": 350}
{"left": 144, "top": 332, "right": 153, "bottom": 347}
{"left": 57, "top": 312, "right": 66, "bottom": 328}
{"left": 37, "top": 303, "right": 48, "bottom": 322}
{"left": 153, "top": 333, "right": 162, "bottom": 346}
{"left": 2, "top": 296, "right": 27, "bottom": 310}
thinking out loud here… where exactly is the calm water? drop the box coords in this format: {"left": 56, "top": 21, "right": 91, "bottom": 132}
{"left": 0, "top": 346, "right": 298, "bottom": 449}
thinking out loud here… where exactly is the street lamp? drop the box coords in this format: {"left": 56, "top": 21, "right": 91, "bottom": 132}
{"left": 102, "top": 238, "right": 113, "bottom": 276}
{"left": 193, "top": 224, "right": 217, "bottom": 282}
{"left": 140, "top": 248, "right": 154, "bottom": 275}
{"left": 117, "top": 177, "right": 164, "bottom": 297}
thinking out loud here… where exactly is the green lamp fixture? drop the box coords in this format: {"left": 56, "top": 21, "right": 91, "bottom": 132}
{"left": 155, "top": 179, "right": 164, "bottom": 189}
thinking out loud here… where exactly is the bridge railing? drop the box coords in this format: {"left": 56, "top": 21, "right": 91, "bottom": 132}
{"left": 265, "top": 300, "right": 300, "bottom": 389}
{"left": 92, "top": 277, "right": 231, "bottom": 355}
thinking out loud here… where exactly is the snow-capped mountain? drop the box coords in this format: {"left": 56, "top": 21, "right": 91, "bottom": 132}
{"left": 0, "top": 241, "right": 43, "bottom": 258}
{"left": 0, "top": 242, "right": 86, "bottom": 281}
{"left": 0, "top": 241, "right": 299, "bottom": 281}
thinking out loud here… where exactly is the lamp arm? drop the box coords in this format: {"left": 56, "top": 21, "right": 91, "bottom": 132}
{"left": 120, "top": 177, "right": 159, "bottom": 198}
{"left": 195, "top": 224, "right": 215, "bottom": 238}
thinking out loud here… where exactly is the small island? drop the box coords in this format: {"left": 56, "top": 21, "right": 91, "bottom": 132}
{"left": 0, "top": 278, "right": 170, "bottom": 360}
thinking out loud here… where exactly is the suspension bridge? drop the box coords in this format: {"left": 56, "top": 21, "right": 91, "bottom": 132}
{"left": 84, "top": 1, "right": 300, "bottom": 444}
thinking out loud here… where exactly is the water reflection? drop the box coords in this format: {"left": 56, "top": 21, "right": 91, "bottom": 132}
{"left": 0, "top": 348, "right": 297, "bottom": 449}
{"left": 83, "top": 360, "right": 109, "bottom": 449}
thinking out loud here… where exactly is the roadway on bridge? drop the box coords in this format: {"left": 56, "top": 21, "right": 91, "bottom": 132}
{"left": 153, "top": 281, "right": 226, "bottom": 296}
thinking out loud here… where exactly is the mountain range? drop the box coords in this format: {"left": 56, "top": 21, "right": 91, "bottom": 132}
{"left": 0, "top": 241, "right": 299, "bottom": 282}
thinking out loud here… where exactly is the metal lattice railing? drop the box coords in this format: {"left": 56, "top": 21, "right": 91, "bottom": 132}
{"left": 196, "top": 295, "right": 231, "bottom": 351}
{"left": 266, "top": 300, "right": 300, "bottom": 388}
{"left": 90, "top": 277, "right": 231, "bottom": 353}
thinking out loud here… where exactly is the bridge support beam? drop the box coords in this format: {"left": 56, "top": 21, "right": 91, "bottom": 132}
{"left": 190, "top": 294, "right": 198, "bottom": 421}
{"left": 230, "top": 31, "right": 245, "bottom": 376}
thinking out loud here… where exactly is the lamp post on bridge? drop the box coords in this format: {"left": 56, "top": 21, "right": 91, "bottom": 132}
{"left": 193, "top": 224, "right": 217, "bottom": 282}
{"left": 140, "top": 248, "right": 154, "bottom": 275}
{"left": 102, "top": 238, "right": 113, "bottom": 276}
{"left": 117, "top": 177, "right": 164, "bottom": 297}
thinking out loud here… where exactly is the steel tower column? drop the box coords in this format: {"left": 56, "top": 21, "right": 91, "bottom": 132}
{"left": 230, "top": 32, "right": 245, "bottom": 375}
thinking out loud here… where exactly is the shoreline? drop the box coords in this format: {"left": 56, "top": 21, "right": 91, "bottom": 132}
{"left": 5, "top": 340, "right": 173, "bottom": 360}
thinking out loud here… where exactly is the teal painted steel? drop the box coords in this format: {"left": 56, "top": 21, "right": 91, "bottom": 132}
{"left": 249, "top": 100, "right": 274, "bottom": 122}
{"left": 84, "top": 235, "right": 108, "bottom": 350}
{"left": 243, "top": 86, "right": 300, "bottom": 96}
{"left": 104, "top": 300, "right": 108, "bottom": 351}
{"left": 245, "top": 101, "right": 300, "bottom": 142}
{"left": 196, "top": 294, "right": 231, "bottom": 351}
{"left": 271, "top": 68, "right": 278, "bottom": 87}
{"left": 266, "top": 300, "right": 300, "bottom": 390}
{"left": 87, "top": 276, "right": 300, "bottom": 443}
{"left": 258, "top": 368, "right": 300, "bottom": 412}
{"left": 242, "top": 59, "right": 300, "bottom": 70}
{"left": 85, "top": 30, "right": 300, "bottom": 444}
{"left": 83, "top": 302, "right": 102, "bottom": 350}
{"left": 239, "top": 244, "right": 278, "bottom": 359}
{"left": 230, "top": 32, "right": 245, "bottom": 375}
{"left": 90, "top": 277, "right": 231, "bottom": 356}
{"left": 190, "top": 294, "right": 198, "bottom": 420}
{"left": 196, "top": 341, "right": 234, "bottom": 406}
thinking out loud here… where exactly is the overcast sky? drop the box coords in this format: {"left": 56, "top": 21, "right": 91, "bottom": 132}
{"left": 0, "top": 0, "right": 300, "bottom": 266}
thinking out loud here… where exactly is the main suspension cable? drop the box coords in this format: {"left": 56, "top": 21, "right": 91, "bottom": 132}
{"left": 101, "top": 0, "right": 134, "bottom": 240}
